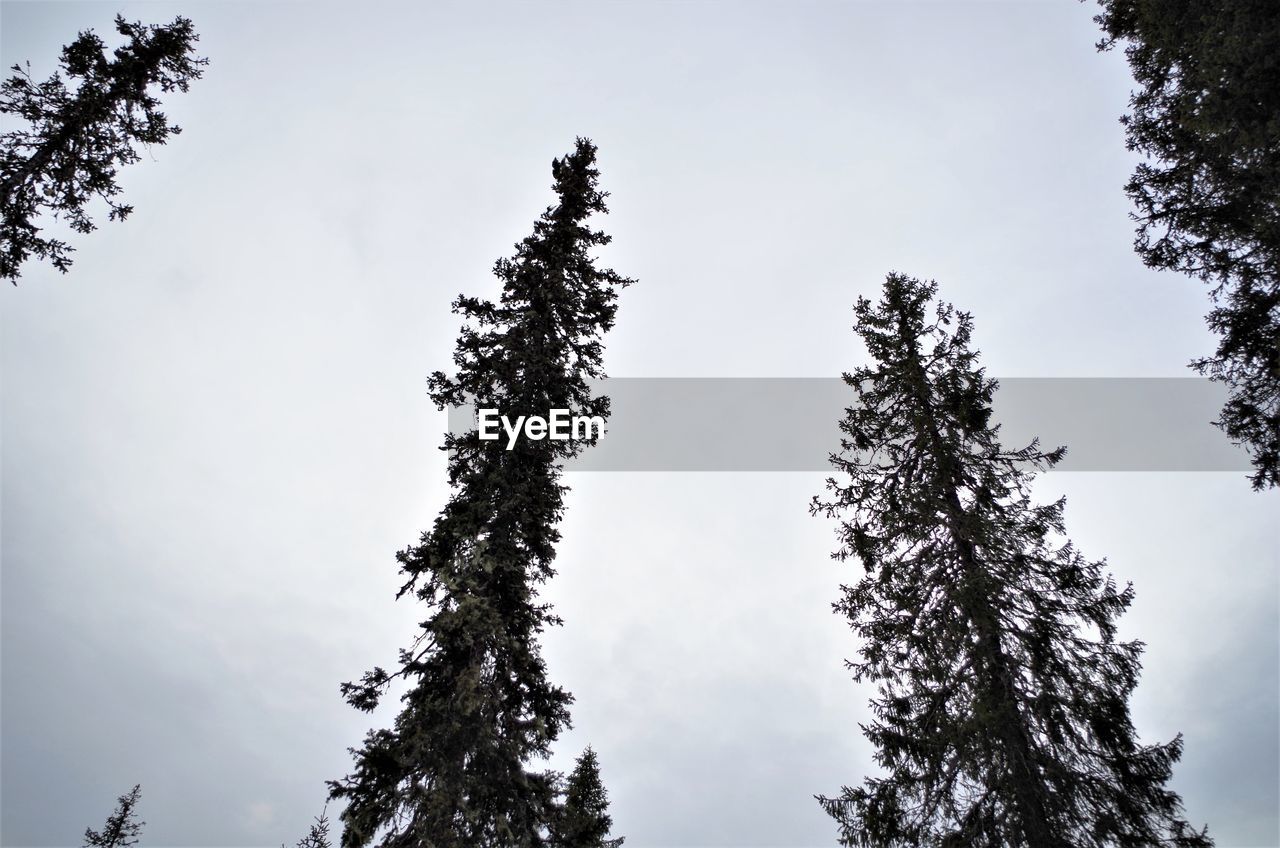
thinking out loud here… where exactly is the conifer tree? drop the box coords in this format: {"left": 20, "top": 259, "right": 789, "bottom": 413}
{"left": 551, "top": 746, "right": 624, "bottom": 848}
{"left": 1, "top": 14, "right": 207, "bottom": 282}
{"left": 812, "top": 272, "right": 1212, "bottom": 847}
{"left": 328, "top": 138, "right": 633, "bottom": 848}
{"left": 1092, "top": 0, "right": 1280, "bottom": 490}
{"left": 83, "top": 784, "right": 144, "bottom": 848}
{"left": 286, "top": 807, "right": 333, "bottom": 848}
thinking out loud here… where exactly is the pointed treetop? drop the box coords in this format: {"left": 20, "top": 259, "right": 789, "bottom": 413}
{"left": 83, "top": 784, "right": 145, "bottom": 848}
{"left": 554, "top": 746, "right": 623, "bottom": 848}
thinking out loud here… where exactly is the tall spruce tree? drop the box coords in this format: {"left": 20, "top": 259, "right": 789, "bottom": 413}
{"left": 328, "top": 138, "right": 633, "bottom": 848}
{"left": 83, "top": 784, "right": 144, "bottom": 848}
{"left": 0, "top": 14, "right": 207, "bottom": 283}
{"left": 1092, "top": 0, "right": 1280, "bottom": 490}
{"left": 811, "top": 273, "right": 1212, "bottom": 847}
{"left": 551, "top": 747, "right": 624, "bottom": 848}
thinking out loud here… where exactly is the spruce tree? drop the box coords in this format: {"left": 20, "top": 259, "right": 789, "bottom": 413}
{"left": 1092, "top": 0, "right": 1280, "bottom": 490}
{"left": 286, "top": 807, "right": 333, "bottom": 848}
{"left": 83, "top": 784, "right": 144, "bottom": 848}
{"left": 812, "top": 272, "right": 1212, "bottom": 847}
{"left": 328, "top": 138, "right": 633, "bottom": 848}
{"left": 551, "top": 747, "right": 624, "bottom": 848}
{"left": 1, "top": 14, "right": 207, "bottom": 283}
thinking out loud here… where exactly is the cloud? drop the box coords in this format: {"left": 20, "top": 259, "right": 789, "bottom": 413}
{"left": 246, "top": 801, "right": 276, "bottom": 829}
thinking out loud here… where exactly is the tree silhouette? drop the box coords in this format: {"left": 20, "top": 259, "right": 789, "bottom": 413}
{"left": 551, "top": 747, "right": 624, "bottom": 848}
{"left": 286, "top": 806, "right": 333, "bottom": 848}
{"left": 1093, "top": 0, "right": 1280, "bottom": 489}
{"left": 83, "top": 784, "right": 144, "bottom": 848}
{"left": 812, "top": 272, "right": 1212, "bottom": 846}
{"left": 1, "top": 14, "right": 207, "bottom": 283}
{"left": 328, "top": 138, "right": 633, "bottom": 848}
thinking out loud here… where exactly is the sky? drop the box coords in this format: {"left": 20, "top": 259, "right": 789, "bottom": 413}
{"left": 2, "top": 1, "right": 1277, "bottom": 846}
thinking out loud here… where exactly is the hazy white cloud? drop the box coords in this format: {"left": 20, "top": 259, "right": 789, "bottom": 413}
{"left": 246, "top": 802, "right": 276, "bottom": 829}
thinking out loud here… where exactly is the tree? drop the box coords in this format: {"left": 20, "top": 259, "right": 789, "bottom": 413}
{"left": 811, "top": 272, "right": 1212, "bottom": 847}
{"left": 1, "top": 14, "right": 207, "bottom": 283}
{"left": 550, "top": 747, "right": 625, "bottom": 848}
{"left": 83, "top": 784, "right": 144, "bottom": 848}
{"left": 328, "top": 138, "right": 633, "bottom": 848}
{"left": 1092, "top": 0, "right": 1280, "bottom": 490}
{"left": 286, "top": 807, "right": 333, "bottom": 848}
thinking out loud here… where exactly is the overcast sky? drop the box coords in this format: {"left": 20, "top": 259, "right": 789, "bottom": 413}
{"left": 2, "top": 1, "right": 1277, "bottom": 846}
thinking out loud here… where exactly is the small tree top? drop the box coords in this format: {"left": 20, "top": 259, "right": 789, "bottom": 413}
{"left": 83, "top": 784, "right": 144, "bottom": 848}
{"left": 555, "top": 746, "right": 623, "bottom": 848}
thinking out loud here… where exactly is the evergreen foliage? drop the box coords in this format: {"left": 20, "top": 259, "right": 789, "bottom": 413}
{"left": 812, "top": 273, "right": 1212, "bottom": 847}
{"left": 551, "top": 746, "right": 624, "bottom": 848}
{"left": 1093, "top": 0, "right": 1280, "bottom": 489}
{"left": 83, "top": 784, "right": 144, "bottom": 848}
{"left": 328, "top": 138, "right": 633, "bottom": 848}
{"left": 287, "top": 807, "right": 333, "bottom": 848}
{"left": 0, "top": 14, "right": 206, "bottom": 282}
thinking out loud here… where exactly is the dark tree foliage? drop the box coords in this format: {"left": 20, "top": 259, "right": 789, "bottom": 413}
{"left": 83, "top": 784, "right": 144, "bottom": 848}
{"left": 286, "top": 807, "right": 333, "bottom": 848}
{"left": 0, "top": 14, "right": 206, "bottom": 283}
{"left": 328, "top": 138, "right": 633, "bottom": 848}
{"left": 812, "top": 273, "right": 1212, "bottom": 847}
{"left": 550, "top": 747, "right": 624, "bottom": 848}
{"left": 1093, "top": 0, "right": 1280, "bottom": 489}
